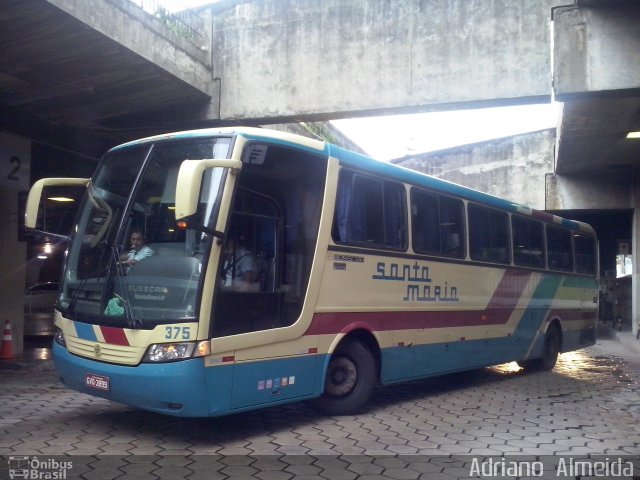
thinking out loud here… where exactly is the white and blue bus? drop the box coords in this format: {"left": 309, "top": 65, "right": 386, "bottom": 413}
{"left": 26, "top": 127, "right": 598, "bottom": 417}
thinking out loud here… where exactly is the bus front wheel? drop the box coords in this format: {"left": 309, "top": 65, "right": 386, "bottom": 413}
{"left": 518, "top": 324, "right": 561, "bottom": 371}
{"left": 310, "top": 340, "right": 376, "bottom": 415}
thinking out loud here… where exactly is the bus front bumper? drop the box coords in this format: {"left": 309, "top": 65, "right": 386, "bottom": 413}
{"left": 53, "top": 342, "right": 212, "bottom": 417}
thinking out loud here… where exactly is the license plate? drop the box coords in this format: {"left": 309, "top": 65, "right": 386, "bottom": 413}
{"left": 85, "top": 373, "right": 110, "bottom": 391}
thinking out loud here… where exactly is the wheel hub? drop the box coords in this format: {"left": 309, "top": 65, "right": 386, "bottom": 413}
{"left": 325, "top": 356, "right": 357, "bottom": 397}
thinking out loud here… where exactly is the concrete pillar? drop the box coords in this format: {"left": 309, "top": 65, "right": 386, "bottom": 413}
{"left": 632, "top": 173, "right": 640, "bottom": 338}
{"left": 0, "top": 133, "right": 30, "bottom": 356}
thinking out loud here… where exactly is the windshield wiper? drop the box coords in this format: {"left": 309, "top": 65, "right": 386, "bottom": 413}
{"left": 87, "top": 182, "right": 113, "bottom": 248}
{"left": 65, "top": 241, "right": 110, "bottom": 317}
{"left": 109, "top": 245, "right": 142, "bottom": 329}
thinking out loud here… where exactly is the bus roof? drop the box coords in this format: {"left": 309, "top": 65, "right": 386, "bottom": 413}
{"left": 110, "top": 127, "right": 595, "bottom": 235}
{"left": 328, "top": 144, "right": 595, "bottom": 234}
{"left": 111, "top": 126, "right": 327, "bottom": 154}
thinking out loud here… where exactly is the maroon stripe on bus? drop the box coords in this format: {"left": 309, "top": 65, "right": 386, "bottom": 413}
{"left": 530, "top": 209, "right": 556, "bottom": 223}
{"left": 306, "top": 270, "right": 532, "bottom": 335}
{"left": 100, "top": 326, "right": 130, "bottom": 346}
{"left": 547, "top": 309, "right": 590, "bottom": 322}
{"left": 484, "top": 270, "right": 531, "bottom": 324}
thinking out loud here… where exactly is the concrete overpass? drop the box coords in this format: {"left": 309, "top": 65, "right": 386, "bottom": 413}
{"left": 1, "top": 0, "right": 640, "bottom": 351}
{"left": 3, "top": 0, "right": 639, "bottom": 169}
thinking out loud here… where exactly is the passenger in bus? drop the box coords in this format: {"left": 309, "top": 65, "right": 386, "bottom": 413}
{"left": 119, "top": 229, "right": 154, "bottom": 271}
{"left": 444, "top": 232, "right": 462, "bottom": 255}
{"left": 221, "top": 233, "right": 258, "bottom": 291}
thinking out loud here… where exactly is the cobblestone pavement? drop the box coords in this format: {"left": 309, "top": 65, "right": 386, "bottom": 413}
{"left": 1, "top": 334, "right": 639, "bottom": 479}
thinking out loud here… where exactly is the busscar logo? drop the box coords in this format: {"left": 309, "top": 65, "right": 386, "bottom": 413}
{"left": 8, "top": 456, "right": 73, "bottom": 479}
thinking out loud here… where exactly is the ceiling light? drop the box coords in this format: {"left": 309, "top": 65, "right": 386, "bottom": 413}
{"left": 626, "top": 131, "right": 640, "bottom": 139}
{"left": 47, "top": 197, "right": 75, "bottom": 202}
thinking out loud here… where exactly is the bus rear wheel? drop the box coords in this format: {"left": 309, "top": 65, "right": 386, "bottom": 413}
{"left": 310, "top": 340, "right": 376, "bottom": 415}
{"left": 518, "top": 324, "right": 561, "bottom": 371}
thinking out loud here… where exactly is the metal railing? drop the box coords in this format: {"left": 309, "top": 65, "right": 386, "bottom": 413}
{"left": 129, "top": 0, "right": 207, "bottom": 48}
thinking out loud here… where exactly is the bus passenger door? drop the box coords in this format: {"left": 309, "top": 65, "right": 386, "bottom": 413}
{"left": 206, "top": 142, "right": 329, "bottom": 411}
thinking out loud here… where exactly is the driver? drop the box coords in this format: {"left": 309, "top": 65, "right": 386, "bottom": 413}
{"left": 120, "top": 228, "right": 153, "bottom": 270}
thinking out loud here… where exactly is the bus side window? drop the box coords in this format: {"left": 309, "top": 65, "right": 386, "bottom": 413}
{"left": 385, "top": 181, "right": 407, "bottom": 249}
{"left": 439, "top": 196, "right": 465, "bottom": 258}
{"left": 574, "top": 233, "right": 596, "bottom": 275}
{"left": 411, "top": 189, "right": 464, "bottom": 258}
{"left": 512, "top": 216, "right": 545, "bottom": 268}
{"left": 547, "top": 225, "right": 573, "bottom": 272}
{"left": 469, "top": 204, "right": 510, "bottom": 264}
{"left": 334, "top": 174, "right": 351, "bottom": 243}
{"left": 411, "top": 189, "right": 440, "bottom": 254}
{"left": 349, "top": 175, "right": 384, "bottom": 244}
{"left": 333, "top": 170, "right": 406, "bottom": 250}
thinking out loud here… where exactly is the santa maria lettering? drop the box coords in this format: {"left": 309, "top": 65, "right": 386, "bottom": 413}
{"left": 372, "top": 261, "right": 460, "bottom": 303}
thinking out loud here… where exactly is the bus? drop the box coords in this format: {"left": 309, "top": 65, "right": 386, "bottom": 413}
{"left": 26, "top": 127, "right": 598, "bottom": 417}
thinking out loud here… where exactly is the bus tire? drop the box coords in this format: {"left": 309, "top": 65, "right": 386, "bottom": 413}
{"left": 310, "top": 340, "right": 376, "bottom": 415}
{"left": 518, "top": 324, "right": 561, "bottom": 371}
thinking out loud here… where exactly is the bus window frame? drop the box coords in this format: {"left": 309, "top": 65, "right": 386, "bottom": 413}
{"left": 410, "top": 187, "right": 466, "bottom": 259}
{"left": 333, "top": 168, "right": 408, "bottom": 252}
{"left": 511, "top": 214, "right": 546, "bottom": 269}
{"left": 468, "top": 202, "right": 511, "bottom": 265}
{"left": 573, "top": 231, "right": 597, "bottom": 276}
{"left": 546, "top": 224, "right": 574, "bottom": 273}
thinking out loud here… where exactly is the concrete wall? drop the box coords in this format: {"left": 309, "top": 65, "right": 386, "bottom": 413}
{"left": 212, "top": 0, "right": 563, "bottom": 122}
{"left": 393, "top": 128, "right": 635, "bottom": 214}
{"left": 394, "top": 129, "right": 555, "bottom": 210}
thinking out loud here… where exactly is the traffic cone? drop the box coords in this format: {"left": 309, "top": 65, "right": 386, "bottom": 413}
{"left": 0, "top": 319, "right": 15, "bottom": 359}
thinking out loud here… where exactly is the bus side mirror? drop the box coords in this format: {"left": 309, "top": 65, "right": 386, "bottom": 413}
{"left": 175, "top": 159, "right": 242, "bottom": 220}
{"left": 26, "top": 178, "right": 89, "bottom": 230}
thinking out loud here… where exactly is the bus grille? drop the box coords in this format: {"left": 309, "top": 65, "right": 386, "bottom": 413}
{"left": 66, "top": 336, "right": 145, "bottom": 365}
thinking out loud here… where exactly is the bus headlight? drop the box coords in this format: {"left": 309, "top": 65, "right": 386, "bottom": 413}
{"left": 143, "top": 341, "right": 210, "bottom": 363}
{"left": 53, "top": 328, "right": 66, "bottom": 347}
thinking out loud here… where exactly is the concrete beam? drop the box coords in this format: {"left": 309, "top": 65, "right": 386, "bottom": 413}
{"left": 213, "top": 0, "right": 562, "bottom": 122}
{"left": 46, "top": 0, "right": 217, "bottom": 99}
{"left": 546, "top": 172, "right": 632, "bottom": 210}
{"left": 553, "top": 4, "right": 640, "bottom": 99}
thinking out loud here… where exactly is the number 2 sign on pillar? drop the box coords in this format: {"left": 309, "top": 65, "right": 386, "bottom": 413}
{"left": 0, "top": 133, "right": 30, "bottom": 191}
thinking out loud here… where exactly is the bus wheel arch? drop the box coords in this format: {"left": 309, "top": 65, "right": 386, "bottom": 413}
{"left": 540, "top": 320, "right": 563, "bottom": 370}
{"left": 546, "top": 318, "right": 563, "bottom": 350}
{"left": 518, "top": 319, "right": 563, "bottom": 372}
{"left": 310, "top": 329, "right": 380, "bottom": 415}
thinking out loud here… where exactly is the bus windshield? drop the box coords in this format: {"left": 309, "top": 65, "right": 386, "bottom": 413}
{"left": 58, "top": 137, "right": 232, "bottom": 328}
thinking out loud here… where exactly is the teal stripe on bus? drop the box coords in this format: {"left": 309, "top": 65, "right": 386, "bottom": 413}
{"left": 380, "top": 275, "right": 561, "bottom": 384}
{"left": 513, "top": 273, "right": 563, "bottom": 346}
{"left": 74, "top": 321, "right": 98, "bottom": 342}
{"left": 381, "top": 336, "right": 523, "bottom": 383}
